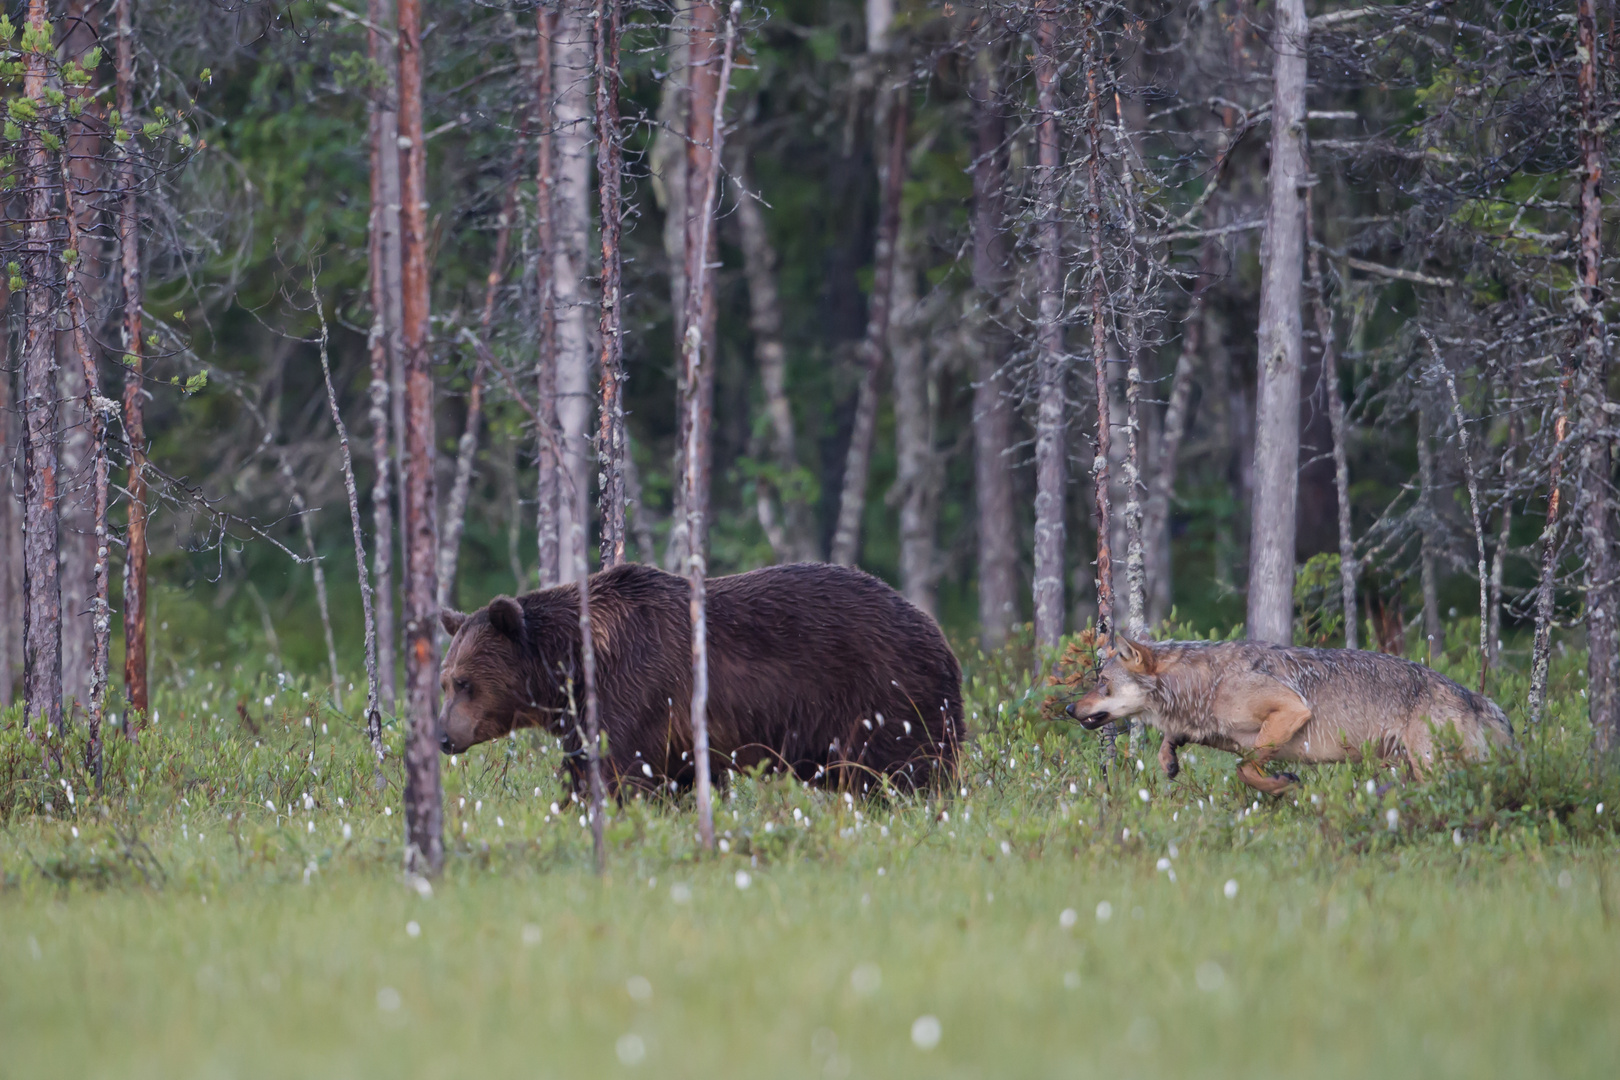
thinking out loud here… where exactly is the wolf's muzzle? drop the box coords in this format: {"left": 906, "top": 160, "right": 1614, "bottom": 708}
{"left": 1064, "top": 702, "right": 1113, "bottom": 730}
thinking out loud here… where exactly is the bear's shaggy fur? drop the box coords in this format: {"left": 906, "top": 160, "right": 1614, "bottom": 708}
{"left": 438, "top": 562, "right": 964, "bottom": 795}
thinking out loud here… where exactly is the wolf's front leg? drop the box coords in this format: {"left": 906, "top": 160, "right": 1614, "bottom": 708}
{"left": 1158, "top": 734, "right": 1184, "bottom": 779}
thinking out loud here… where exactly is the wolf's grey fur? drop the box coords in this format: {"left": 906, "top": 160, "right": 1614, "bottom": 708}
{"left": 1066, "top": 640, "right": 1513, "bottom": 792}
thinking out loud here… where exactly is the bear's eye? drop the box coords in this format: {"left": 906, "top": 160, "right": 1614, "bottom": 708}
{"left": 455, "top": 678, "right": 473, "bottom": 696}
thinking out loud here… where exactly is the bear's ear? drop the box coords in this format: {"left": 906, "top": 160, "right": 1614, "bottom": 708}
{"left": 487, "top": 596, "right": 525, "bottom": 642}
{"left": 1116, "top": 636, "right": 1157, "bottom": 675}
{"left": 441, "top": 609, "right": 468, "bottom": 636}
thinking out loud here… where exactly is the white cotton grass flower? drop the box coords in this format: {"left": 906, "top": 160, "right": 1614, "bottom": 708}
{"left": 1138, "top": 789, "right": 1150, "bottom": 803}
{"left": 1452, "top": 828, "right": 1464, "bottom": 846}
{"left": 616, "top": 1033, "right": 647, "bottom": 1066}
{"left": 850, "top": 963, "right": 881, "bottom": 997}
{"left": 626, "top": 975, "right": 653, "bottom": 1002}
{"left": 671, "top": 883, "right": 693, "bottom": 904}
{"left": 1095, "top": 901, "right": 1113, "bottom": 922}
{"left": 342, "top": 822, "right": 352, "bottom": 840}
{"left": 405, "top": 921, "right": 420, "bottom": 938}
{"left": 734, "top": 870, "right": 752, "bottom": 890}
{"left": 1386, "top": 808, "right": 1400, "bottom": 831}
{"left": 910, "top": 1015, "right": 941, "bottom": 1050}
{"left": 522, "top": 924, "right": 543, "bottom": 946}
{"left": 1195, "top": 960, "right": 1226, "bottom": 992}
{"left": 1224, "top": 879, "right": 1239, "bottom": 899}
{"left": 1063, "top": 971, "right": 1081, "bottom": 990}
{"left": 376, "top": 987, "right": 402, "bottom": 1012}
{"left": 1059, "top": 908, "right": 1078, "bottom": 929}
{"left": 1156, "top": 857, "right": 1171, "bottom": 872}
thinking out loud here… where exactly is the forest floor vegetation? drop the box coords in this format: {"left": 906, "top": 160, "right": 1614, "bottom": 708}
{"left": 2, "top": 622, "right": 1618, "bottom": 1078}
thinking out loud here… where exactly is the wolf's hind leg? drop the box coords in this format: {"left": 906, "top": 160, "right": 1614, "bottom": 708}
{"left": 1235, "top": 698, "right": 1312, "bottom": 796}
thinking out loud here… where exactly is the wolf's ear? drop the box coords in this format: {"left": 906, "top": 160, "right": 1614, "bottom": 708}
{"left": 1117, "top": 636, "right": 1156, "bottom": 675}
{"left": 441, "top": 609, "right": 468, "bottom": 636}
{"left": 487, "top": 596, "right": 525, "bottom": 641}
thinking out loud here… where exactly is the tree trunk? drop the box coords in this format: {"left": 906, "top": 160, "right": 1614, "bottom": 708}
{"left": 655, "top": 3, "right": 690, "bottom": 571}
{"left": 969, "top": 47, "right": 1017, "bottom": 650}
{"left": 732, "top": 140, "right": 817, "bottom": 563}
{"left": 535, "top": 3, "right": 562, "bottom": 589}
{"left": 596, "top": 0, "right": 627, "bottom": 569}
{"left": 1429, "top": 334, "right": 1489, "bottom": 689}
{"left": 680, "top": 0, "right": 738, "bottom": 852}
{"left": 60, "top": 123, "right": 111, "bottom": 784}
{"left": 54, "top": 2, "right": 102, "bottom": 716}
{"left": 398, "top": 0, "right": 444, "bottom": 876}
{"left": 1246, "top": 0, "right": 1308, "bottom": 646}
{"left": 0, "top": 349, "right": 18, "bottom": 706}
{"left": 1488, "top": 361, "right": 1520, "bottom": 665}
{"left": 366, "top": 0, "right": 402, "bottom": 720}
{"left": 1576, "top": 0, "right": 1616, "bottom": 753}
{"left": 22, "top": 0, "right": 62, "bottom": 751}
{"left": 1142, "top": 280, "right": 1203, "bottom": 630}
{"left": 438, "top": 181, "right": 517, "bottom": 610}
{"left": 1116, "top": 122, "right": 1147, "bottom": 638}
{"left": 317, "top": 303, "right": 383, "bottom": 763}
{"left": 552, "top": 0, "right": 596, "bottom": 585}
{"left": 116, "top": 0, "right": 148, "bottom": 726}
{"left": 890, "top": 221, "right": 937, "bottom": 614}
{"left": 1304, "top": 203, "right": 1357, "bottom": 649}
{"left": 1417, "top": 402, "right": 1442, "bottom": 660}
{"left": 831, "top": 10, "right": 905, "bottom": 568}
{"left": 1032, "top": 13, "right": 1067, "bottom": 652}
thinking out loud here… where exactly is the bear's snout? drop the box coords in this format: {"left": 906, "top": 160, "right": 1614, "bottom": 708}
{"left": 438, "top": 733, "right": 455, "bottom": 755}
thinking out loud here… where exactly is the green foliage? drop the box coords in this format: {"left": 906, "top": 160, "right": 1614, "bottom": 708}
{"left": 1293, "top": 552, "right": 1346, "bottom": 647}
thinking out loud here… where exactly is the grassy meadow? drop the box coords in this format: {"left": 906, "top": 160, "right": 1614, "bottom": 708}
{"left": 3, "top": 622, "right": 1619, "bottom": 1079}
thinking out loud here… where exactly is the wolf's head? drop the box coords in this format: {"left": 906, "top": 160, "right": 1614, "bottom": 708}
{"left": 1065, "top": 637, "right": 1158, "bottom": 730}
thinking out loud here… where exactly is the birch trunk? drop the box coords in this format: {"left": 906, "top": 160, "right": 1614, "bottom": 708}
{"left": 1575, "top": 0, "right": 1616, "bottom": 752}
{"left": 680, "top": 0, "right": 739, "bottom": 852}
{"left": 1246, "top": 0, "right": 1308, "bottom": 646}
{"left": 1032, "top": 13, "right": 1067, "bottom": 652}
{"left": 1488, "top": 361, "right": 1520, "bottom": 664}
{"left": 830, "top": 77, "right": 907, "bottom": 567}
{"left": 535, "top": 3, "right": 562, "bottom": 588}
{"left": 366, "top": 0, "right": 402, "bottom": 720}
{"left": 596, "top": 0, "right": 627, "bottom": 568}
{"left": 21, "top": 0, "right": 62, "bottom": 751}
{"left": 60, "top": 137, "right": 110, "bottom": 784}
{"left": 733, "top": 142, "right": 817, "bottom": 563}
{"left": 969, "top": 48, "right": 1017, "bottom": 649}
{"left": 552, "top": 0, "right": 596, "bottom": 585}
{"left": 1428, "top": 333, "right": 1490, "bottom": 689}
{"left": 116, "top": 0, "right": 148, "bottom": 725}
{"left": 656, "top": 3, "right": 691, "bottom": 571}
{"left": 890, "top": 222, "right": 937, "bottom": 614}
{"left": 317, "top": 306, "right": 382, "bottom": 759}
{"left": 398, "top": 0, "right": 444, "bottom": 876}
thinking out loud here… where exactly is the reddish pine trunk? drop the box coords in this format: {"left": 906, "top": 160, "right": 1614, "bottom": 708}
{"left": 21, "top": 0, "right": 62, "bottom": 756}
{"left": 367, "top": 0, "right": 403, "bottom": 722}
{"left": 397, "top": 0, "right": 444, "bottom": 875}
{"left": 116, "top": 0, "right": 148, "bottom": 726}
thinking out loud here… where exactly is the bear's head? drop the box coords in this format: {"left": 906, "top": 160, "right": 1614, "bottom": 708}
{"left": 436, "top": 596, "right": 535, "bottom": 754}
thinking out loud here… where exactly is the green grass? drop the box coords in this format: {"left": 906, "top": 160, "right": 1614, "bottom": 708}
{"left": 3, "top": 627, "right": 1619, "bottom": 1078}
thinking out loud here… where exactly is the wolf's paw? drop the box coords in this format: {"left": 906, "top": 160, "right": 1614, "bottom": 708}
{"left": 1273, "top": 771, "right": 1302, "bottom": 787}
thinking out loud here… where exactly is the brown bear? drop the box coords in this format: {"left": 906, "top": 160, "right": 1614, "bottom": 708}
{"left": 438, "top": 561, "right": 964, "bottom": 796}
